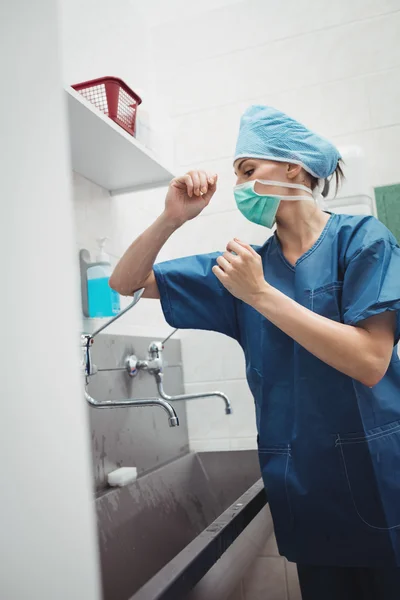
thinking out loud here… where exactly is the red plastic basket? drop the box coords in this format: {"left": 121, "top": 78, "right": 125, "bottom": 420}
{"left": 72, "top": 76, "right": 142, "bottom": 136}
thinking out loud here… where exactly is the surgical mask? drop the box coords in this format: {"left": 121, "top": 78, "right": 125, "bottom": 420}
{"left": 234, "top": 179, "right": 314, "bottom": 229}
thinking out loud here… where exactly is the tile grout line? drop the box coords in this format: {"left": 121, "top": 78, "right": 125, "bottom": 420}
{"left": 153, "top": 9, "right": 400, "bottom": 71}
{"left": 184, "top": 377, "right": 248, "bottom": 386}
{"left": 167, "top": 64, "right": 400, "bottom": 120}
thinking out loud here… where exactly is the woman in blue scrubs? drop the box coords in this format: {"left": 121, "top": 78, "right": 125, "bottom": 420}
{"left": 110, "top": 105, "right": 400, "bottom": 599}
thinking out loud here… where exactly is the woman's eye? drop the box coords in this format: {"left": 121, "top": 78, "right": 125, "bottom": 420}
{"left": 244, "top": 169, "right": 254, "bottom": 177}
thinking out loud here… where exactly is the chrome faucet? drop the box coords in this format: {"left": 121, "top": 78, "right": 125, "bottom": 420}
{"left": 84, "top": 389, "right": 179, "bottom": 427}
{"left": 81, "top": 288, "right": 179, "bottom": 427}
{"left": 126, "top": 338, "right": 233, "bottom": 415}
{"left": 81, "top": 288, "right": 146, "bottom": 377}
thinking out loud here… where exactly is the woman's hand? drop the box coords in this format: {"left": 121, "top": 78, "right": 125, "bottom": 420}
{"left": 164, "top": 170, "right": 218, "bottom": 226}
{"left": 212, "top": 239, "right": 269, "bottom": 304}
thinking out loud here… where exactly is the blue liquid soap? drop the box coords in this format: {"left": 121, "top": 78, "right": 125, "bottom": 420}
{"left": 86, "top": 238, "right": 121, "bottom": 318}
{"left": 88, "top": 276, "right": 120, "bottom": 318}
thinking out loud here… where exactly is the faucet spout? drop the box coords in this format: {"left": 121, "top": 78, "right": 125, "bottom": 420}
{"left": 154, "top": 372, "right": 232, "bottom": 415}
{"left": 84, "top": 389, "right": 179, "bottom": 427}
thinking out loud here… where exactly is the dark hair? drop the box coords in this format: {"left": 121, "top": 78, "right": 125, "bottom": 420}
{"left": 309, "top": 159, "right": 345, "bottom": 198}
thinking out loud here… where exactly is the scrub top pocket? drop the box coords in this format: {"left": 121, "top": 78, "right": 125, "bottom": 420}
{"left": 336, "top": 420, "right": 400, "bottom": 530}
{"left": 258, "top": 444, "right": 294, "bottom": 536}
{"left": 309, "top": 281, "right": 343, "bottom": 322}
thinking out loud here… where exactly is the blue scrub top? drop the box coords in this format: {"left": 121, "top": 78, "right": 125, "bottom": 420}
{"left": 153, "top": 214, "right": 400, "bottom": 567}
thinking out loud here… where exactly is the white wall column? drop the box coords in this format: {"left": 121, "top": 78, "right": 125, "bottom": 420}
{"left": 0, "top": 1, "right": 101, "bottom": 598}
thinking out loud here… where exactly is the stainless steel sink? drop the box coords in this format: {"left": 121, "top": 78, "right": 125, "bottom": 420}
{"left": 96, "top": 450, "right": 265, "bottom": 600}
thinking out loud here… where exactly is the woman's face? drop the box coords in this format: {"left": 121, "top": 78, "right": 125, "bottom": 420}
{"left": 234, "top": 157, "right": 304, "bottom": 199}
{"left": 234, "top": 158, "right": 289, "bottom": 186}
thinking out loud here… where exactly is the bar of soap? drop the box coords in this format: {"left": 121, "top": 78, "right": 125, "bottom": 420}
{"left": 107, "top": 467, "right": 138, "bottom": 487}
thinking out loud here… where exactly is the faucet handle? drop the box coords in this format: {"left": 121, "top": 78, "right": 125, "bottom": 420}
{"left": 125, "top": 352, "right": 163, "bottom": 377}
{"left": 80, "top": 334, "right": 97, "bottom": 376}
{"left": 81, "top": 333, "right": 93, "bottom": 345}
{"left": 126, "top": 354, "right": 139, "bottom": 377}
{"left": 148, "top": 341, "right": 163, "bottom": 357}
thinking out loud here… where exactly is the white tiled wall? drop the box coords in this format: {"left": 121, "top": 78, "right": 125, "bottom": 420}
{"left": 150, "top": 0, "right": 400, "bottom": 72}
{"left": 147, "top": 0, "right": 400, "bottom": 451}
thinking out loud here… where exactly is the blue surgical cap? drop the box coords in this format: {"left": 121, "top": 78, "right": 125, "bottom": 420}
{"left": 234, "top": 105, "right": 341, "bottom": 179}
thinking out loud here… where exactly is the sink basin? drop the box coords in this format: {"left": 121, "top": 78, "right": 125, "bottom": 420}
{"left": 96, "top": 450, "right": 265, "bottom": 600}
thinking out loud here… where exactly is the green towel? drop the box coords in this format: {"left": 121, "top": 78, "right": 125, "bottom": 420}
{"left": 375, "top": 184, "right": 400, "bottom": 244}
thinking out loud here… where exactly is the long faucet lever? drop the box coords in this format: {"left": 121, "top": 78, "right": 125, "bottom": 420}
{"left": 161, "top": 328, "right": 179, "bottom": 345}
{"left": 90, "top": 287, "right": 145, "bottom": 339}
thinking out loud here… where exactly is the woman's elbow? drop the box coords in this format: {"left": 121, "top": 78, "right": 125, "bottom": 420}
{"left": 109, "top": 273, "right": 128, "bottom": 295}
{"left": 357, "top": 358, "right": 390, "bottom": 388}
{"left": 359, "top": 373, "right": 384, "bottom": 388}
{"left": 109, "top": 271, "right": 147, "bottom": 296}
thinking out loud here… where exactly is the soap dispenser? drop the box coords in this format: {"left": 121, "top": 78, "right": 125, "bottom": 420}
{"left": 87, "top": 238, "right": 120, "bottom": 318}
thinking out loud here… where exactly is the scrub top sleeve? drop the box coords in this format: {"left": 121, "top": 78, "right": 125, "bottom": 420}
{"left": 342, "top": 238, "right": 400, "bottom": 343}
{"left": 153, "top": 252, "right": 240, "bottom": 340}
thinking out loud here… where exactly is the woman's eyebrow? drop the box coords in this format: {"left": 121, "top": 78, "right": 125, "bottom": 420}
{"left": 234, "top": 159, "right": 247, "bottom": 176}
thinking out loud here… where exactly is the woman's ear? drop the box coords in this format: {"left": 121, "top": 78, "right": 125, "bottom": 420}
{"left": 286, "top": 163, "right": 302, "bottom": 180}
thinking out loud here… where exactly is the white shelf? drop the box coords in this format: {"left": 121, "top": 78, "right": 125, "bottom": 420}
{"left": 65, "top": 86, "right": 175, "bottom": 195}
